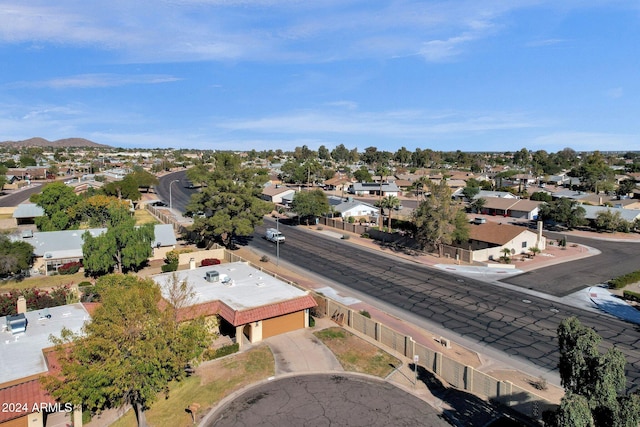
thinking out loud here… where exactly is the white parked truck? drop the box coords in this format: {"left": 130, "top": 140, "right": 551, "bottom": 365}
{"left": 265, "top": 228, "right": 285, "bottom": 243}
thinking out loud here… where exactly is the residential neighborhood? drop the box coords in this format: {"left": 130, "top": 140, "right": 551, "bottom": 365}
{"left": 1, "top": 142, "right": 640, "bottom": 426}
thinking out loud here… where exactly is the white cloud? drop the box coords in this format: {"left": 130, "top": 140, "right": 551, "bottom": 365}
{"left": 529, "top": 131, "right": 638, "bottom": 152}
{"left": 5, "top": 74, "right": 182, "bottom": 89}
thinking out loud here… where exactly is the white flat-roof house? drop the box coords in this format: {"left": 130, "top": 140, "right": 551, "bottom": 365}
{"left": 0, "top": 304, "right": 89, "bottom": 426}
{"left": 153, "top": 262, "right": 317, "bottom": 347}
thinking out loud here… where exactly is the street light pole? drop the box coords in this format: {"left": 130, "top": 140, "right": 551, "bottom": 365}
{"left": 169, "top": 179, "right": 179, "bottom": 210}
{"left": 276, "top": 218, "right": 280, "bottom": 266}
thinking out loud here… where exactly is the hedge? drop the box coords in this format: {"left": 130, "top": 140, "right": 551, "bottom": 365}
{"left": 202, "top": 343, "right": 240, "bottom": 361}
{"left": 609, "top": 271, "right": 640, "bottom": 290}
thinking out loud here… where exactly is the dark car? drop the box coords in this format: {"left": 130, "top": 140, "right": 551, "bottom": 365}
{"left": 150, "top": 201, "right": 168, "bottom": 207}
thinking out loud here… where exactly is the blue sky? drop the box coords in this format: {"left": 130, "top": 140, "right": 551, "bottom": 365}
{"left": 0, "top": 1, "right": 638, "bottom": 153}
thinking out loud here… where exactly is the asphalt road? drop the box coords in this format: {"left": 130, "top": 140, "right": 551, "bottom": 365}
{"left": 0, "top": 183, "right": 44, "bottom": 207}
{"left": 160, "top": 175, "right": 640, "bottom": 391}
{"left": 248, "top": 220, "right": 640, "bottom": 393}
{"left": 502, "top": 233, "right": 640, "bottom": 296}
{"left": 156, "top": 170, "right": 198, "bottom": 212}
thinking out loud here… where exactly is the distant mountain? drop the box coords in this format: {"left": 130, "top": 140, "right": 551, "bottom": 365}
{"left": 0, "top": 137, "right": 111, "bottom": 149}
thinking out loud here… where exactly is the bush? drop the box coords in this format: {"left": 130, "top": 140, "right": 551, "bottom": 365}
{"left": 609, "top": 270, "right": 640, "bottom": 289}
{"left": 0, "top": 285, "right": 75, "bottom": 317}
{"left": 359, "top": 310, "right": 371, "bottom": 318}
{"left": 58, "top": 261, "right": 82, "bottom": 275}
{"left": 309, "top": 316, "right": 315, "bottom": 327}
{"left": 161, "top": 262, "right": 178, "bottom": 273}
{"left": 260, "top": 255, "right": 270, "bottom": 262}
{"left": 360, "top": 233, "right": 370, "bottom": 239}
{"left": 201, "top": 258, "right": 221, "bottom": 266}
{"left": 623, "top": 290, "right": 640, "bottom": 303}
{"left": 202, "top": 343, "right": 240, "bottom": 361}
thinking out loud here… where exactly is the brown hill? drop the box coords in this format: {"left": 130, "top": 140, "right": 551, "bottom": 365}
{"left": 0, "top": 137, "right": 111, "bottom": 149}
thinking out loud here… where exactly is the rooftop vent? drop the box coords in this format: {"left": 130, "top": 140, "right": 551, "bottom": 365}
{"left": 21, "top": 230, "right": 33, "bottom": 239}
{"left": 6, "top": 313, "right": 27, "bottom": 335}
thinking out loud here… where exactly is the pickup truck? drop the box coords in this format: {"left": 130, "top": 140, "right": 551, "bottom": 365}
{"left": 265, "top": 228, "right": 285, "bottom": 243}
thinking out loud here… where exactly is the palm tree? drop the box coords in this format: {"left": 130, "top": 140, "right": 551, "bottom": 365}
{"left": 378, "top": 195, "right": 400, "bottom": 231}
{"left": 500, "top": 247, "right": 512, "bottom": 264}
{"left": 528, "top": 246, "right": 541, "bottom": 257}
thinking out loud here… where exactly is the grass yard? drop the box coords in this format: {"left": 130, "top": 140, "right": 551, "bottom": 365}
{"left": 314, "top": 327, "right": 400, "bottom": 378}
{"left": 110, "top": 345, "right": 275, "bottom": 427}
{"left": 0, "top": 272, "right": 87, "bottom": 291}
{"left": 134, "top": 209, "right": 158, "bottom": 225}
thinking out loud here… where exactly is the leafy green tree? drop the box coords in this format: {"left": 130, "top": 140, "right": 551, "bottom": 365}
{"left": 318, "top": 145, "right": 331, "bottom": 161}
{"left": 470, "top": 197, "right": 486, "bottom": 213}
{"left": 462, "top": 185, "right": 480, "bottom": 200}
{"left": 291, "top": 189, "right": 330, "bottom": 226}
{"left": 31, "top": 182, "right": 80, "bottom": 231}
{"left": 70, "top": 195, "right": 131, "bottom": 228}
{"left": 102, "top": 174, "right": 142, "bottom": 201}
{"left": 19, "top": 155, "right": 37, "bottom": 167}
{"left": 617, "top": 179, "right": 636, "bottom": 196}
{"left": 82, "top": 205, "right": 154, "bottom": 275}
{"left": 330, "top": 144, "right": 351, "bottom": 163}
{"left": 42, "top": 274, "right": 210, "bottom": 427}
{"left": 353, "top": 167, "right": 373, "bottom": 182}
{"left": 594, "top": 210, "right": 626, "bottom": 233}
{"left": 0, "top": 235, "right": 33, "bottom": 277}
{"left": 0, "top": 164, "right": 7, "bottom": 191}
{"left": 572, "top": 151, "right": 614, "bottom": 193}
{"left": 544, "top": 317, "right": 640, "bottom": 427}
{"left": 186, "top": 153, "right": 272, "bottom": 248}
{"left": 413, "top": 181, "right": 466, "bottom": 256}
{"left": 539, "top": 198, "right": 586, "bottom": 229}
{"left": 530, "top": 192, "right": 552, "bottom": 202}
{"left": 130, "top": 168, "right": 159, "bottom": 192}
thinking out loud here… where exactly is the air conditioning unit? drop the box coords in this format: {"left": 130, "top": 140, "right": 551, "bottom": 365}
{"left": 44, "top": 253, "right": 52, "bottom": 259}
{"left": 205, "top": 270, "right": 219, "bottom": 283}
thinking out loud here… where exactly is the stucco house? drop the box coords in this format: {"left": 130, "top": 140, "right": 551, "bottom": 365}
{"left": 261, "top": 185, "right": 296, "bottom": 205}
{"left": 153, "top": 262, "right": 317, "bottom": 347}
{"left": 327, "top": 196, "right": 378, "bottom": 220}
{"left": 477, "top": 197, "right": 543, "bottom": 220}
{"left": 19, "top": 224, "right": 176, "bottom": 275}
{"left": 465, "top": 222, "right": 546, "bottom": 262}
{"left": 348, "top": 182, "right": 399, "bottom": 197}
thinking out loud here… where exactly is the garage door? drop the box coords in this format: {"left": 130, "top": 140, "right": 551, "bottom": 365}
{"left": 262, "top": 311, "right": 305, "bottom": 339}
{"left": 2, "top": 414, "right": 28, "bottom": 427}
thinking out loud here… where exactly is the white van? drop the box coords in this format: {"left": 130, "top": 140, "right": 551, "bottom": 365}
{"left": 265, "top": 228, "right": 285, "bottom": 243}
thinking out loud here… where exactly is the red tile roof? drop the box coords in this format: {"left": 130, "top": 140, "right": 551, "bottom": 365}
{"left": 177, "top": 295, "right": 317, "bottom": 326}
{"left": 0, "top": 380, "right": 56, "bottom": 422}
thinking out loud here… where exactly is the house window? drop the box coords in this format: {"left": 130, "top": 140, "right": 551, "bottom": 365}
{"left": 522, "top": 242, "right": 527, "bottom": 248}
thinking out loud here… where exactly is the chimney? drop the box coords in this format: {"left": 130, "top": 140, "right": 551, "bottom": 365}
{"left": 189, "top": 258, "right": 196, "bottom": 270}
{"left": 17, "top": 296, "right": 27, "bottom": 314}
{"left": 536, "top": 221, "right": 543, "bottom": 247}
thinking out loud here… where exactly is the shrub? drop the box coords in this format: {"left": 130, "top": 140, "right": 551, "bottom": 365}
{"left": 202, "top": 343, "right": 240, "bottom": 361}
{"left": 201, "top": 258, "right": 221, "bottom": 266}
{"left": 260, "top": 255, "right": 270, "bottom": 262}
{"left": 58, "top": 261, "right": 82, "bottom": 275}
{"left": 309, "top": 316, "right": 315, "bottom": 327}
{"left": 361, "top": 233, "right": 370, "bottom": 239}
{"left": 359, "top": 310, "right": 371, "bottom": 318}
{"left": 0, "top": 285, "right": 75, "bottom": 316}
{"left": 609, "top": 270, "right": 640, "bottom": 289}
{"left": 623, "top": 290, "right": 640, "bottom": 303}
{"left": 161, "top": 262, "right": 178, "bottom": 273}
